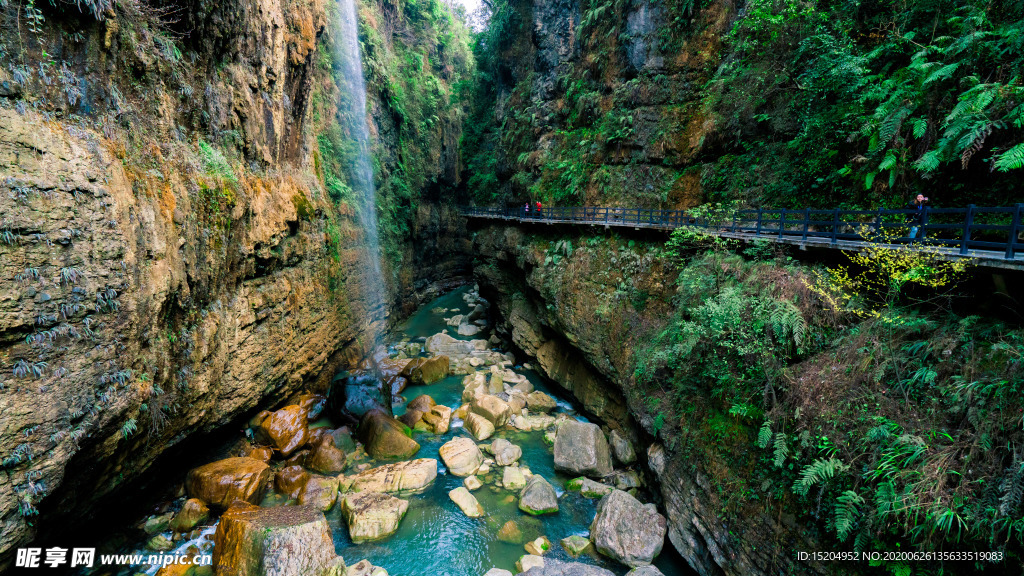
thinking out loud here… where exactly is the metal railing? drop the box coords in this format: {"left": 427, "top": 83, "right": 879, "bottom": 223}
{"left": 459, "top": 204, "right": 1024, "bottom": 262}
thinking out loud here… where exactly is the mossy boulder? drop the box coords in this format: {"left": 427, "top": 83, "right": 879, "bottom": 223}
{"left": 358, "top": 409, "right": 420, "bottom": 460}
{"left": 518, "top": 475, "right": 559, "bottom": 516}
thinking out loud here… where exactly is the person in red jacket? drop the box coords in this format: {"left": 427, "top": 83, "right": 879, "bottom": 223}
{"left": 535, "top": 200, "right": 543, "bottom": 219}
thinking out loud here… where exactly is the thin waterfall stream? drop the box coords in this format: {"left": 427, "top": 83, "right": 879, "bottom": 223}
{"left": 337, "top": 0, "right": 387, "bottom": 344}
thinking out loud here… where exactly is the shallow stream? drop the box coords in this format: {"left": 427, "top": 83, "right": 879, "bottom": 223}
{"left": 82, "top": 286, "right": 692, "bottom": 576}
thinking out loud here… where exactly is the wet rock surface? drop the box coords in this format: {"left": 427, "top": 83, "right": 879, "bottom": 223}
{"left": 590, "top": 490, "right": 667, "bottom": 567}
{"left": 439, "top": 437, "right": 484, "bottom": 476}
{"left": 340, "top": 492, "right": 410, "bottom": 543}
{"left": 553, "top": 421, "right": 613, "bottom": 478}
{"left": 213, "top": 503, "right": 337, "bottom": 576}
{"left": 185, "top": 458, "right": 273, "bottom": 509}
{"left": 518, "top": 475, "right": 559, "bottom": 516}
{"left": 345, "top": 459, "right": 439, "bottom": 493}
{"left": 358, "top": 410, "right": 421, "bottom": 460}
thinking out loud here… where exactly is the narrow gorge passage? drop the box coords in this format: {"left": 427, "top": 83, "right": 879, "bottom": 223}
{"left": 2, "top": 0, "right": 1023, "bottom": 575}
{"left": 79, "top": 286, "right": 691, "bottom": 576}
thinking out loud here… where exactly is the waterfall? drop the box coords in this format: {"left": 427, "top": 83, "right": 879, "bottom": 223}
{"left": 335, "top": 0, "right": 387, "bottom": 344}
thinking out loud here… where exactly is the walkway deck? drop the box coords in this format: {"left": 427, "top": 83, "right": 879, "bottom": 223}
{"left": 460, "top": 205, "right": 1024, "bottom": 271}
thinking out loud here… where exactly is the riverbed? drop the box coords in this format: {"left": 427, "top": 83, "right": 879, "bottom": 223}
{"left": 81, "top": 285, "right": 692, "bottom": 576}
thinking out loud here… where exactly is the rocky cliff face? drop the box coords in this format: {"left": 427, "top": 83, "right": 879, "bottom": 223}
{"left": 0, "top": 0, "right": 470, "bottom": 563}
{"left": 472, "top": 224, "right": 831, "bottom": 576}
{"left": 468, "top": 0, "right": 736, "bottom": 207}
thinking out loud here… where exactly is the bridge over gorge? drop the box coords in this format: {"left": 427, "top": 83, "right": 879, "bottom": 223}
{"left": 459, "top": 204, "right": 1024, "bottom": 271}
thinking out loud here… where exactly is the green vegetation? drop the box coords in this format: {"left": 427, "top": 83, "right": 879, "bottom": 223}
{"left": 627, "top": 230, "right": 1024, "bottom": 568}
{"left": 315, "top": 0, "right": 474, "bottom": 268}
{"left": 464, "top": 0, "right": 1024, "bottom": 209}
{"left": 703, "top": 0, "right": 1024, "bottom": 207}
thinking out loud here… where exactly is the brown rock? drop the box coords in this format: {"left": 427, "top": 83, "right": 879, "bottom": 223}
{"left": 275, "top": 465, "right": 310, "bottom": 499}
{"left": 306, "top": 436, "right": 347, "bottom": 474}
{"left": 421, "top": 405, "right": 452, "bottom": 434}
{"left": 346, "top": 458, "right": 438, "bottom": 493}
{"left": 402, "top": 356, "right": 450, "bottom": 385}
{"left": 339, "top": 492, "right": 409, "bottom": 543}
{"left": 357, "top": 409, "right": 420, "bottom": 460}
{"left": 298, "top": 475, "right": 340, "bottom": 511}
{"left": 185, "top": 457, "right": 272, "bottom": 509}
{"left": 169, "top": 498, "right": 210, "bottom": 532}
{"left": 464, "top": 412, "right": 495, "bottom": 441}
{"left": 407, "top": 394, "right": 437, "bottom": 413}
{"left": 247, "top": 446, "right": 274, "bottom": 462}
{"left": 398, "top": 409, "right": 425, "bottom": 429}
{"left": 213, "top": 503, "right": 335, "bottom": 576}
{"left": 471, "top": 395, "right": 512, "bottom": 427}
{"left": 253, "top": 405, "right": 310, "bottom": 457}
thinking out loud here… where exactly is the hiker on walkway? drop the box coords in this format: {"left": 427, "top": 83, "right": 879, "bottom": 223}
{"left": 906, "top": 194, "right": 929, "bottom": 239}
{"left": 524, "top": 202, "right": 530, "bottom": 219}
{"left": 535, "top": 201, "right": 543, "bottom": 219}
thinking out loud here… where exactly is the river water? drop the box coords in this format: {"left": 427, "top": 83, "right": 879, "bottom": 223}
{"left": 80, "top": 285, "right": 692, "bottom": 576}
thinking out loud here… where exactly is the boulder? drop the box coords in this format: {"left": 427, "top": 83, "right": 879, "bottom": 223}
{"left": 345, "top": 560, "right": 388, "bottom": 576}
{"left": 407, "top": 395, "right": 436, "bottom": 413}
{"left": 560, "top": 535, "right": 591, "bottom": 558}
{"left": 553, "top": 421, "right": 613, "bottom": 478}
{"left": 506, "top": 392, "right": 528, "bottom": 413}
{"left": 465, "top": 412, "right": 495, "bottom": 441}
{"left": 502, "top": 466, "right": 527, "bottom": 490}
{"left": 253, "top": 405, "right": 309, "bottom": 457}
{"left": 448, "top": 487, "right": 485, "bottom": 518}
{"left": 147, "top": 534, "right": 174, "bottom": 551}
{"left": 169, "top": 499, "right": 209, "bottom": 532}
{"left": 516, "top": 560, "right": 615, "bottom": 576}
{"left": 484, "top": 570, "right": 514, "bottom": 576}
{"left": 295, "top": 393, "right": 327, "bottom": 421}
{"left": 212, "top": 503, "right": 335, "bottom": 576}
{"left": 340, "top": 492, "right": 409, "bottom": 543}
{"left": 487, "top": 372, "right": 504, "bottom": 394}
{"left": 276, "top": 465, "right": 311, "bottom": 499}
{"left": 589, "top": 490, "right": 667, "bottom": 567}
{"left": 421, "top": 405, "right": 452, "bottom": 434}
{"left": 358, "top": 409, "right": 420, "bottom": 460}
{"left": 491, "top": 439, "right": 523, "bottom": 466}
{"left": 566, "top": 477, "right": 613, "bottom": 499}
{"left": 518, "top": 475, "right": 559, "bottom": 515}
{"left": 398, "top": 409, "right": 425, "bottom": 429}
{"left": 185, "top": 457, "right": 272, "bottom": 509}
{"left": 496, "top": 520, "right": 523, "bottom": 543}
{"left": 336, "top": 374, "right": 392, "bottom": 419}
{"left": 143, "top": 512, "right": 173, "bottom": 535}
{"left": 524, "top": 536, "right": 551, "bottom": 556}
{"left": 306, "top": 436, "right": 347, "bottom": 475}
{"left": 609, "top": 429, "right": 637, "bottom": 465}
{"left": 471, "top": 395, "right": 512, "bottom": 427}
{"left": 512, "top": 414, "right": 556, "bottom": 432}
{"left": 298, "top": 475, "right": 340, "bottom": 512}
{"left": 403, "top": 356, "right": 451, "bottom": 385}
{"left": 426, "top": 333, "right": 482, "bottom": 358}
{"left": 462, "top": 373, "right": 489, "bottom": 402}
{"left": 516, "top": 555, "right": 544, "bottom": 573}
{"left": 464, "top": 475, "right": 483, "bottom": 491}
{"left": 525, "top": 392, "right": 557, "bottom": 413}
{"left": 247, "top": 446, "right": 274, "bottom": 462}
{"left": 458, "top": 323, "right": 482, "bottom": 336}
{"left": 609, "top": 470, "right": 643, "bottom": 490}
{"left": 438, "top": 437, "right": 483, "bottom": 476}
{"left": 346, "top": 459, "right": 438, "bottom": 493}
{"left": 511, "top": 380, "right": 535, "bottom": 395}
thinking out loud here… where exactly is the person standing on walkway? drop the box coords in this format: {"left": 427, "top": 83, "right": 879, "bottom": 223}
{"left": 906, "top": 194, "right": 929, "bottom": 239}
{"left": 524, "top": 202, "right": 530, "bottom": 219}
{"left": 536, "top": 200, "right": 543, "bottom": 219}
